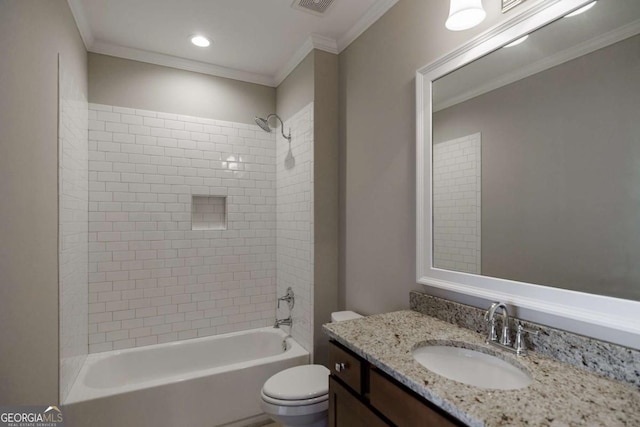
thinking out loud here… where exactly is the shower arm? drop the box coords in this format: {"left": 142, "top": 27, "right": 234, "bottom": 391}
{"left": 266, "top": 114, "right": 291, "bottom": 142}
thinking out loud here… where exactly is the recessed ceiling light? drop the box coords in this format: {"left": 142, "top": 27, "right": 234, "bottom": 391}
{"left": 504, "top": 35, "right": 529, "bottom": 48}
{"left": 190, "top": 35, "right": 211, "bottom": 47}
{"left": 565, "top": 1, "right": 597, "bottom": 18}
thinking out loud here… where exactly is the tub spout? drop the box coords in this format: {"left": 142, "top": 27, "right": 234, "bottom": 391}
{"left": 274, "top": 317, "right": 292, "bottom": 328}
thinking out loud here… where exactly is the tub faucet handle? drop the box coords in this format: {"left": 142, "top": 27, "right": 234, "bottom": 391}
{"left": 277, "top": 287, "right": 295, "bottom": 310}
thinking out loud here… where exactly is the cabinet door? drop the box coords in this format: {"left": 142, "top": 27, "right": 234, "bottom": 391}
{"left": 369, "top": 368, "right": 461, "bottom": 427}
{"left": 329, "top": 376, "right": 389, "bottom": 427}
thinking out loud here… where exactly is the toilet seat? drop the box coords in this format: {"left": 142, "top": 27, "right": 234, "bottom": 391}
{"left": 261, "top": 390, "right": 328, "bottom": 407}
{"left": 261, "top": 365, "right": 330, "bottom": 402}
{"left": 260, "top": 365, "right": 330, "bottom": 425}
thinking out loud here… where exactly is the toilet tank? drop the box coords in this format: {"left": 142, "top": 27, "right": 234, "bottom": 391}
{"left": 331, "top": 311, "right": 362, "bottom": 322}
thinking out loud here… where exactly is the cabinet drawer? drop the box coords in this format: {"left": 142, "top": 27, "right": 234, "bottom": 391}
{"left": 329, "top": 376, "right": 389, "bottom": 427}
{"left": 329, "top": 341, "right": 362, "bottom": 393}
{"left": 369, "top": 368, "right": 460, "bottom": 427}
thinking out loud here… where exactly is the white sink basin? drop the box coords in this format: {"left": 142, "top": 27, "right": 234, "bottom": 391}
{"left": 412, "top": 343, "right": 532, "bottom": 390}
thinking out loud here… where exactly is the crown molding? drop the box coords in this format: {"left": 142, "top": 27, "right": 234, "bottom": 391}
{"left": 434, "top": 18, "right": 640, "bottom": 111}
{"left": 66, "top": 0, "right": 394, "bottom": 88}
{"left": 66, "top": 0, "right": 94, "bottom": 48}
{"left": 337, "top": 0, "right": 398, "bottom": 52}
{"left": 310, "top": 33, "right": 340, "bottom": 55}
{"left": 273, "top": 34, "right": 339, "bottom": 86}
{"left": 90, "top": 41, "right": 276, "bottom": 87}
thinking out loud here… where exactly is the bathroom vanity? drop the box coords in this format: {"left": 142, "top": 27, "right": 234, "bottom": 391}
{"left": 328, "top": 340, "right": 462, "bottom": 426}
{"left": 323, "top": 307, "right": 640, "bottom": 427}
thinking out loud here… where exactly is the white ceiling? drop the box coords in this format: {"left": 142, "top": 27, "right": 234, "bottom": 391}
{"left": 67, "top": 0, "right": 398, "bottom": 87}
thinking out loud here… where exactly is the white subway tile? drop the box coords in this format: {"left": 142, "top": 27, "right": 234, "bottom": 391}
{"left": 113, "top": 106, "right": 137, "bottom": 115}
{"left": 89, "top": 104, "right": 282, "bottom": 352}
{"left": 136, "top": 336, "right": 158, "bottom": 347}
{"left": 90, "top": 342, "right": 113, "bottom": 353}
{"left": 143, "top": 117, "right": 165, "bottom": 128}
{"left": 97, "top": 112, "right": 121, "bottom": 123}
{"left": 129, "top": 125, "right": 151, "bottom": 136}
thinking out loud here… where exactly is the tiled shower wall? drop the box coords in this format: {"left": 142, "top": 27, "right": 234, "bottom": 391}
{"left": 87, "top": 104, "right": 277, "bottom": 352}
{"left": 59, "top": 61, "right": 88, "bottom": 401}
{"left": 433, "top": 133, "right": 481, "bottom": 274}
{"left": 276, "top": 103, "right": 314, "bottom": 354}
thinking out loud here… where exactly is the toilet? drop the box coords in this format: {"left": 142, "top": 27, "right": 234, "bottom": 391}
{"left": 260, "top": 311, "right": 363, "bottom": 427}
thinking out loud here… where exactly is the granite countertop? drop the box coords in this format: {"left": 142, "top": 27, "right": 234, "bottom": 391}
{"left": 323, "top": 310, "right": 640, "bottom": 427}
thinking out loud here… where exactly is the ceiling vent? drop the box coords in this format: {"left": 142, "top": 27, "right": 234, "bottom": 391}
{"left": 291, "top": 0, "right": 336, "bottom": 16}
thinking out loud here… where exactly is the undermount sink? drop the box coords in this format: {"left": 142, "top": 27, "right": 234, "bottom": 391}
{"left": 412, "top": 343, "right": 532, "bottom": 390}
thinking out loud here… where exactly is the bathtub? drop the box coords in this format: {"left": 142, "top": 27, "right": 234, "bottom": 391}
{"left": 64, "top": 327, "right": 309, "bottom": 427}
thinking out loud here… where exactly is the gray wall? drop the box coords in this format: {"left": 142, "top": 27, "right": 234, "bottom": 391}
{"left": 89, "top": 53, "right": 275, "bottom": 124}
{"left": 275, "top": 49, "right": 339, "bottom": 366}
{"left": 276, "top": 51, "right": 315, "bottom": 122}
{"left": 0, "top": 0, "right": 87, "bottom": 404}
{"left": 312, "top": 51, "right": 339, "bottom": 367}
{"left": 338, "top": 0, "right": 538, "bottom": 314}
{"left": 433, "top": 35, "right": 640, "bottom": 301}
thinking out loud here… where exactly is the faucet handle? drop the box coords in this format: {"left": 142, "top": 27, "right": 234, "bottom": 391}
{"left": 515, "top": 323, "right": 539, "bottom": 355}
{"left": 500, "top": 321, "right": 511, "bottom": 346}
{"left": 277, "top": 287, "right": 295, "bottom": 310}
{"left": 484, "top": 302, "right": 501, "bottom": 342}
{"left": 485, "top": 317, "right": 498, "bottom": 342}
{"left": 517, "top": 323, "right": 539, "bottom": 337}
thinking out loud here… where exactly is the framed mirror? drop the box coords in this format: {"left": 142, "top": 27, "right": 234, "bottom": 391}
{"left": 416, "top": 0, "right": 640, "bottom": 348}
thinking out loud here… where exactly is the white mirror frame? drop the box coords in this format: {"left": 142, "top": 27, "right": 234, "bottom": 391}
{"left": 416, "top": 0, "right": 640, "bottom": 349}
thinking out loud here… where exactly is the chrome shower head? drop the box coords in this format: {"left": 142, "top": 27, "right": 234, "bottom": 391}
{"left": 254, "top": 113, "right": 291, "bottom": 141}
{"left": 254, "top": 116, "right": 271, "bottom": 133}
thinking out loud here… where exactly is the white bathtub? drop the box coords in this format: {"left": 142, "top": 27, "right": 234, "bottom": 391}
{"left": 63, "top": 327, "right": 309, "bottom": 427}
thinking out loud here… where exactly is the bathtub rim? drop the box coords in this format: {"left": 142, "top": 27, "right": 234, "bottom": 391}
{"left": 64, "top": 326, "right": 308, "bottom": 405}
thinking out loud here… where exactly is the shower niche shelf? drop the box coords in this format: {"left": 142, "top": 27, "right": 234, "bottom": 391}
{"left": 192, "top": 195, "right": 227, "bottom": 231}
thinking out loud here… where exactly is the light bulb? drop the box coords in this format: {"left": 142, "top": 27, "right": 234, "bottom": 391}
{"left": 446, "top": 0, "right": 486, "bottom": 31}
{"left": 190, "top": 35, "right": 211, "bottom": 48}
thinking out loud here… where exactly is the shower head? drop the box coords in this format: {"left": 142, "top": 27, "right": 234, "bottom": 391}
{"left": 254, "top": 113, "right": 291, "bottom": 141}
{"left": 254, "top": 117, "right": 271, "bottom": 133}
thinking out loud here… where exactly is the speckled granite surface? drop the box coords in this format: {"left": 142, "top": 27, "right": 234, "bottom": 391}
{"left": 410, "top": 291, "right": 640, "bottom": 388}
{"left": 323, "top": 310, "right": 640, "bottom": 427}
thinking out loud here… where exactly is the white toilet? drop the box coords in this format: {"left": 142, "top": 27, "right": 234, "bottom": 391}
{"left": 260, "top": 311, "right": 363, "bottom": 427}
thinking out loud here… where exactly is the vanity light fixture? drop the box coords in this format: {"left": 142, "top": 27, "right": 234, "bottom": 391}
{"left": 565, "top": 1, "right": 597, "bottom": 18}
{"left": 503, "top": 34, "right": 529, "bottom": 48}
{"left": 445, "top": 0, "right": 487, "bottom": 31}
{"left": 190, "top": 35, "right": 211, "bottom": 47}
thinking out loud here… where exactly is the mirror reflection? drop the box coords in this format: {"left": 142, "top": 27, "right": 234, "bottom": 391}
{"left": 432, "top": 0, "right": 640, "bottom": 301}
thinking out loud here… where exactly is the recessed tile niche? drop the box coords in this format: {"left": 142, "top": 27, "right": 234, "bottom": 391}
{"left": 191, "top": 196, "right": 227, "bottom": 230}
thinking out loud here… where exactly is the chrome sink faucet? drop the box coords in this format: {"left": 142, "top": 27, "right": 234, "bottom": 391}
{"left": 484, "top": 302, "right": 511, "bottom": 346}
{"left": 484, "top": 301, "right": 539, "bottom": 356}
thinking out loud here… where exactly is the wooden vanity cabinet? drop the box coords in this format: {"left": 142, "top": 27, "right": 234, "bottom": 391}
{"left": 329, "top": 376, "right": 388, "bottom": 427}
{"left": 328, "top": 341, "right": 463, "bottom": 427}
